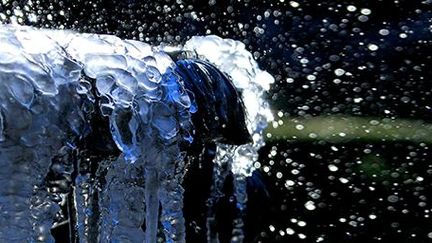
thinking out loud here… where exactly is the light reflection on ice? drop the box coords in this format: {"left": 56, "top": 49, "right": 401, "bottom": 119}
{"left": 0, "top": 25, "right": 274, "bottom": 243}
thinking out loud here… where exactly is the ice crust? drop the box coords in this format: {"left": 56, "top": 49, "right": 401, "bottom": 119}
{"left": 0, "top": 26, "right": 274, "bottom": 243}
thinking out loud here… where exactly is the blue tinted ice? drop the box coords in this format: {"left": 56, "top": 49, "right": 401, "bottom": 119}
{"left": 0, "top": 26, "right": 90, "bottom": 242}
{"left": 0, "top": 25, "right": 274, "bottom": 243}
{"left": 0, "top": 25, "right": 193, "bottom": 243}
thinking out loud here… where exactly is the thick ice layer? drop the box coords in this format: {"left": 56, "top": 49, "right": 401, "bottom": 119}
{"left": 51, "top": 29, "right": 194, "bottom": 243}
{"left": 0, "top": 25, "right": 274, "bottom": 243}
{"left": 0, "top": 26, "right": 90, "bottom": 242}
{"left": 0, "top": 25, "right": 193, "bottom": 243}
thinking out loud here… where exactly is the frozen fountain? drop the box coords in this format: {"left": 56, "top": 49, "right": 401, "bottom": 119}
{"left": 0, "top": 25, "right": 273, "bottom": 242}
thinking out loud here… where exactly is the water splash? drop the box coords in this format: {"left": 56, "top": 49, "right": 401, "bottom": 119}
{"left": 183, "top": 35, "right": 274, "bottom": 242}
{"left": 0, "top": 26, "right": 274, "bottom": 242}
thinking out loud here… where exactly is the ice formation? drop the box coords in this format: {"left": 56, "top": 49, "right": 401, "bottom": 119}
{"left": 0, "top": 25, "right": 273, "bottom": 242}
{"left": 183, "top": 36, "right": 274, "bottom": 242}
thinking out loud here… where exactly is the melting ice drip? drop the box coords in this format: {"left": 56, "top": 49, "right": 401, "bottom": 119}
{"left": 0, "top": 25, "right": 273, "bottom": 243}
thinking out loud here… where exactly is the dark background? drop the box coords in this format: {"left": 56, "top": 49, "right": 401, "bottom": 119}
{"left": 2, "top": 0, "right": 432, "bottom": 242}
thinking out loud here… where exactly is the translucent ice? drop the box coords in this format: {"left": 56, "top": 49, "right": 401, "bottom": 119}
{"left": 0, "top": 25, "right": 193, "bottom": 242}
{"left": 0, "top": 25, "right": 274, "bottom": 243}
{"left": 0, "top": 26, "right": 90, "bottom": 242}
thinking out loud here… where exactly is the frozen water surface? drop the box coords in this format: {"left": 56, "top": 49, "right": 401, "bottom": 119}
{"left": 0, "top": 25, "right": 274, "bottom": 242}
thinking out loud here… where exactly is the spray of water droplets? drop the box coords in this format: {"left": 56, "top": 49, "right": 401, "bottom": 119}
{"left": 183, "top": 36, "right": 274, "bottom": 242}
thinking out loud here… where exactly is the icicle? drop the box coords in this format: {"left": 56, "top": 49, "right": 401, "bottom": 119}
{"left": 206, "top": 144, "right": 234, "bottom": 243}
{"left": 30, "top": 185, "right": 58, "bottom": 243}
{"left": 74, "top": 174, "right": 91, "bottom": 242}
{"left": 231, "top": 174, "right": 247, "bottom": 243}
{"left": 0, "top": 170, "right": 33, "bottom": 241}
{"left": 159, "top": 178, "right": 186, "bottom": 243}
{"left": 72, "top": 151, "right": 100, "bottom": 243}
{"left": 144, "top": 167, "right": 160, "bottom": 243}
{"left": 211, "top": 144, "right": 249, "bottom": 243}
{"left": 0, "top": 109, "right": 5, "bottom": 142}
{"left": 159, "top": 145, "right": 186, "bottom": 243}
{"left": 73, "top": 174, "right": 102, "bottom": 243}
{"left": 99, "top": 157, "right": 146, "bottom": 242}
{"left": 0, "top": 146, "right": 56, "bottom": 242}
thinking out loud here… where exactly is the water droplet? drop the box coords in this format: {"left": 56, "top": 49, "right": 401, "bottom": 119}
{"left": 328, "top": 164, "right": 338, "bottom": 172}
{"left": 368, "top": 44, "right": 379, "bottom": 51}
{"left": 304, "top": 201, "right": 316, "bottom": 211}
{"left": 347, "top": 5, "right": 357, "bottom": 12}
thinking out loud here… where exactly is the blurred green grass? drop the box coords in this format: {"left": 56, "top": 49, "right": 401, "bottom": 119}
{"left": 265, "top": 116, "right": 432, "bottom": 143}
